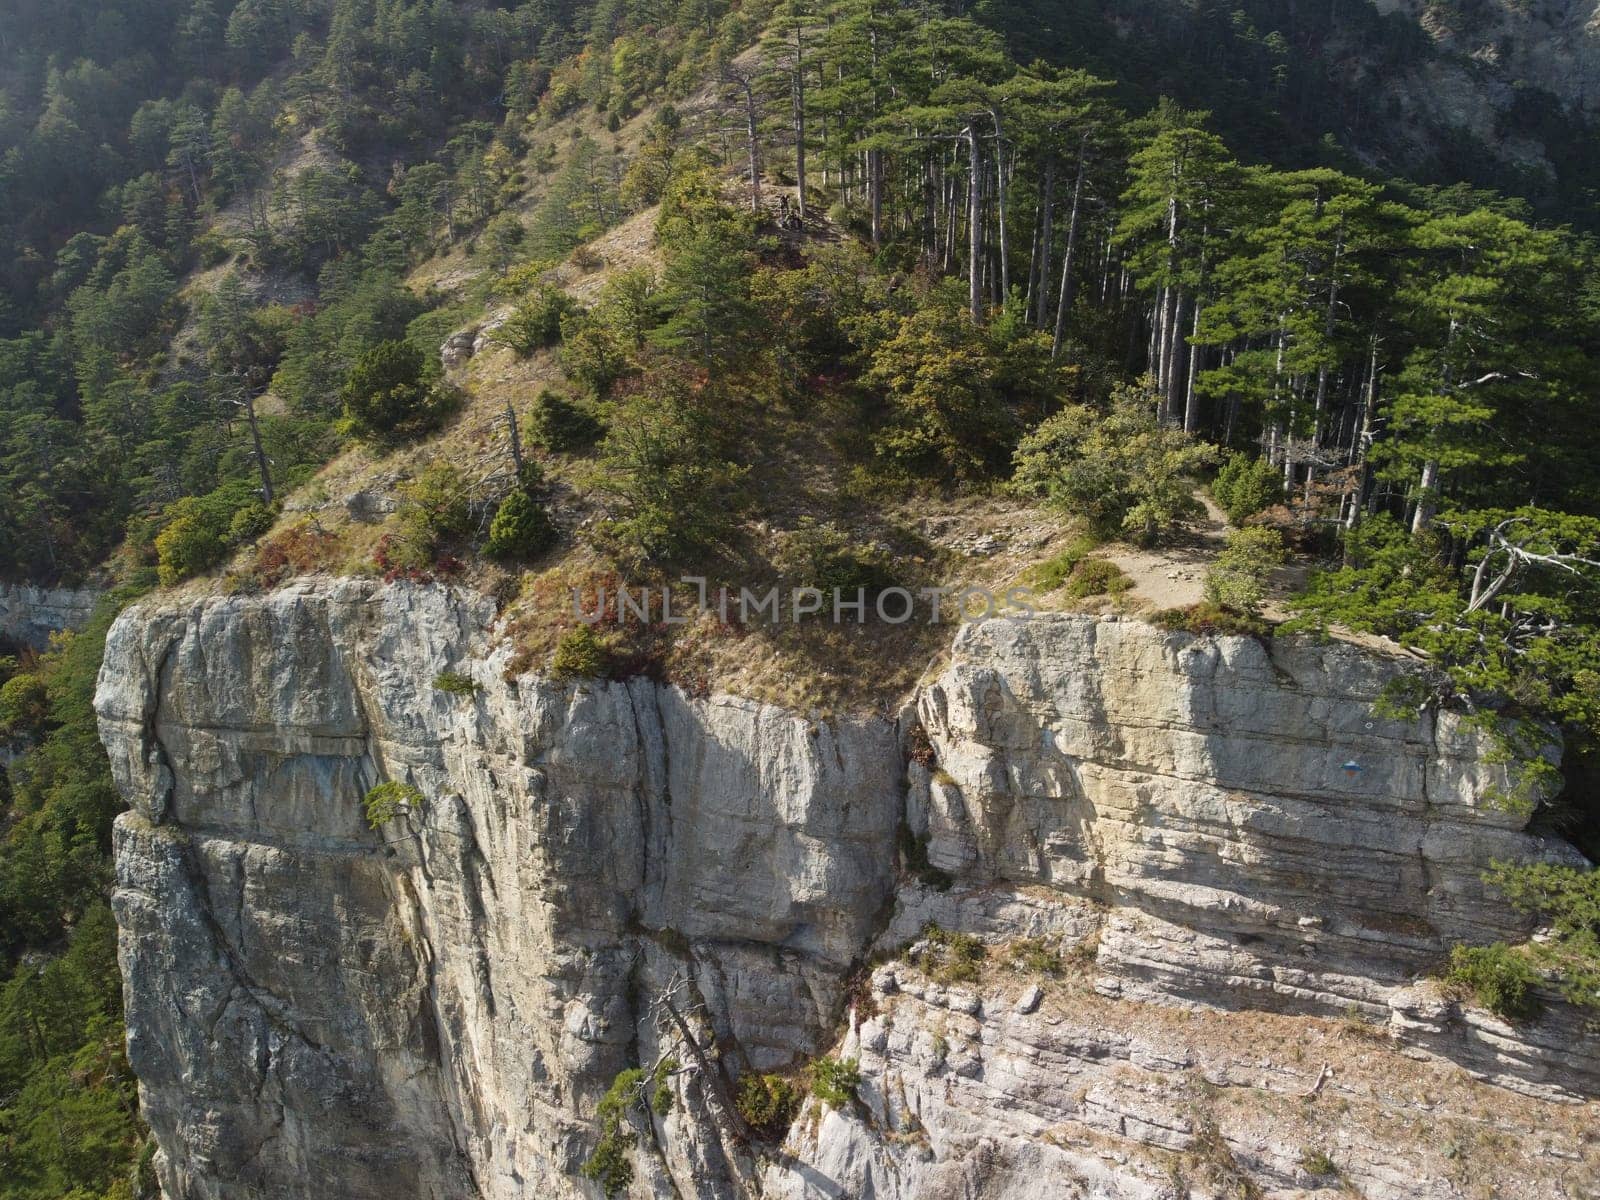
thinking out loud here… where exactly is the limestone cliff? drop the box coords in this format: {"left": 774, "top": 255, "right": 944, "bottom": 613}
{"left": 95, "top": 581, "right": 1600, "bottom": 1200}
{"left": 0, "top": 581, "right": 101, "bottom": 649}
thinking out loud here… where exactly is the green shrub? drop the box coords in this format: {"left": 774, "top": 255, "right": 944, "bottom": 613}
{"left": 494, "top": 287, "right": 581, "bottom": 357}
{"left": 1012, "top": 381, "right": 1216, "bottom": 546}
{"left": 1204, "top": 526, "right": 1288, "bottom": 615}
{"left": 582, "top": 1068, "right": 644, "bottom": 1198}
{"left": 1299, "top": 1147, "right": 1338, "bottom": 1178}
{"left": 227, "top": 501, "right": 277, "bottom": 546}
{"left": 363, "top": 781, "right": 424, "bottom": 828}
{"left": 807, "top": 1057, "right": 859, "bottom": 1109}
{"left": 736, "top": 1072, "right": 802, "bottom": 1137}
{"left": 650, "top": 1057, "right": 677, "bottom": 1117}
{"left": 1026, "top": 536, "right": 1098, "bottom": 592}
{"left": 1064, "top": 557, "right": 1131, "bottom": 600}
{"left": 340, "top": 340, "right": 449, "bottom": 444}
{"left": 1153, "top": 602, "right": 1272, "bottom": 639}
{"left": 1007, "top": 937, "right": 1062, "bottom": 976}
{"left": 432, "top": 671, "right": 479, "bottom": 696}
{"left": 155, "top": 499, "right": 229, "bottom": 585}
{"left": 0, "top": 674, "right": 50, "bottom": 741}
{"left": 1484, "top": 861, "right": 1600, "bottom": 1011}
{"left": 527, "top": 389, "right": 605, "bottom": 453}
{"left": 552, "top": 626, "right": 611, "bottom": 680}
{"left": 1213, "top": 453, "right": 1284, "bottom": 524}
{"left": 387, "top": 463, "right": 472, "bottom": 570}
{"left": 783, "top": 518, "right": 898, "bottom": 599}
{"left": 591, "top": 368, "right": 747, "bottom": 568}
{"left": 484, "top": 490, "right": 558, "bottom": 561}
{"left": 1446, "top": 943, "right": 1542, "bottom": 1021}
{"left": 922, "top": 923, "right": 987, "bottom": 984}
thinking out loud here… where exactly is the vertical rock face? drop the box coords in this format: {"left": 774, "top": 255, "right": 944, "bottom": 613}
{"left": 0, "top": 581, "right": 101, "bottom": 649}
{"left": 97, "top": 581, "right": 902, "bottom": 1199}
{"left": 96, "top": 585, "right": 1598, "bottom": 1200}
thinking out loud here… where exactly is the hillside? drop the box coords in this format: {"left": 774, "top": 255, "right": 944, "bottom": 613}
{"left": 1, "top": 2, "right": 1599, "bottom": 1198}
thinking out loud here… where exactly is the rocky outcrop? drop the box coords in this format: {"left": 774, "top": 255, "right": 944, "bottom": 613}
{"left": 95, "top": 583, "right": 1600, "bottom": 1200}
{"left": 1372, "top": 0, "right": 1600, "bottom": 116}
{"left": 0, "top": 581, "right": 101, "bottom": 650}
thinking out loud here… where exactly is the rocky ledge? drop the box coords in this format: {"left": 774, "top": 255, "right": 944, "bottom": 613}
{"left": 94, "top": 581, "right": 1598, "bottom": 1199}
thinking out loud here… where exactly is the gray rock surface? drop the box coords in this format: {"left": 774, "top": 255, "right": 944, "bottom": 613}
{"left": 0, "top": 581, "right": 101, "bottom": 649}
{"left": 95, "top": 585, "right": 1600, "bottom": 1199}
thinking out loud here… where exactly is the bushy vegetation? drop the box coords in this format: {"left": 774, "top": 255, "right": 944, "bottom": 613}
{"left": 551, "top": 627, "right": 612, "bottom": 682}
{"left": 782, "top": 519, "right": 898, "bottom": 599}
{"left": 736, "top": 1072, "right": 803, "bottom": 1138}
{"left": 432, "top": 672, "right": 479, "bottom": 697}
{"left": 362, "top": 781, "right": 424, "bottom": 829}
{"left": 806, "top": 1057, "right": 860, "bottom": 1110}
{"left": 1205, "top": 527, "right": 1288, "bottom": 616}
{"left": 526, "top": 390, "right": 605, "bottom": 454}
{"left": 581, "top": 1068, "right": 644, "bottom": 1199}
{"left": 340, "top": 341, "right": 452, "bottom": 446}
{"left": 1012, "top": 383, "right": 1216, "bottom": 546}
{"left": 0, "top": 590, "right": 149, "bottom": 1197}
{"left": 1063, "top": 558, "right": 1132, "bottom": 601}
{"left": 920, "top": 923, "right": 988, "bottom": 985}
{"left": 494, "top": 287, "right": 582, "bottom": 357}
{"left": 1445, "top": 943, "right": 1543, "bottom": 1021}
{"left": 383, "top": 464, "right": 473, "bottom": 573}
{"left": 484, "top": 490, "right": 558, "bottom": 563}
{"left": 1483, "top": 862, "right": 1600, "bottom": 1012}
{"left": 1212, "top": 454, "right": 1284, "bottom": 524}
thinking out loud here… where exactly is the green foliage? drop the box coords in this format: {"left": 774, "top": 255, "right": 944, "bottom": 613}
{"left": 806, "top": 1057, "right": 860, "bottom": 1110}
{"left": 866, "top": 283, "right": 1064, "bottom": 484}
{"left": 154, "top": 485, "right": 266, "bottom": 585}
{"left": 582, "top": 1067, "right": 645, "bottom": 1198}
{"left": 484, "top": 490, "right": 558, "bottom": 562}
{"left": 1012, "top": 382, "right": 1217, "bottom": 545}
{"left": 1445, "top": 943, "right": 1542, "bottom": 1021}
{"left": 339, "top": 340, "right": 448, "bottom": 445}
{"left": 736, "top": 1072, "right": 802, "bottom": 1138}
{"left": 1484, "top": 861, "right": 1600, "bottom": 1011}
{"left": 432, "top": 672, "right": 479, "bottom": 697}
{"left": 1289, "top": 508, "right": 1600, "bottom": 810}
{"left": 591, "top": 368, "right": 747, "bottom": 569}
{"left": 1007, "top": 937, "right": 1063, "bottom": 976}
{"left": 1154, "top": 603, "right": 1273, "bottom": 639}
{"left": 782, "top": 519, "right": 898, "bottom": 598}
{"left": 526, "top": 390, "right": 604, "bottom": 454}
{"left": 920, "top": 923, "right": 987, "bottom": 985}
{"left": 552, "top": 627, "right": 611, "bottom": 682}
{"left": 650, "top": 1057, "right": 677, "bottom": 1118}
{"left": 362, "top": 781, "right": 424, "bottom": 829}
{"left": 494, "top": 288, "right": 581, "bottom": 357}
{"left": 1026, "top": 536, "right": 1099, "bottom": 592}
{"left": 1063, "top": 558, "right": 1132, "bottom": 601}
{"left": 387, "top": 464, "right": 472, "bottom": 571}
{"left": 555, "top": 268, "right": 659, "bottom": 398}
{"left": 227, "top": 501, "right": 277, "bottom": 546}
{"left": 1205, "top": 527, "right": 1288, "bottom": 615}
{"left": 0, "top": 675, "right": 51, "bottom": 743}
{"left": 0, "top": 587, "right": 147, "bottom": 1197}
{"left": 1299, "top": 1148, "right": 1338, "bottom": 1178}
{"left": 1212, "top": 454, "right": 1284, "bottom": 524}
